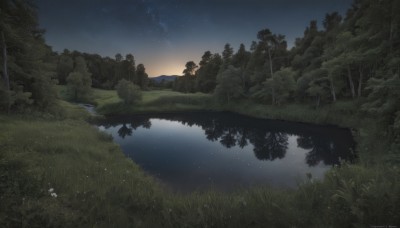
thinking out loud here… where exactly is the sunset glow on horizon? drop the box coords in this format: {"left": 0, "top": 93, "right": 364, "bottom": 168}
{"left": 36, "top": 0, "right": 352, "bottom": 77}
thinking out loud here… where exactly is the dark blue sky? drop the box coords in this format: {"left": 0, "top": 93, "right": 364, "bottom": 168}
{"left": 36, "top": 0, "right": 353, "bottom": 76}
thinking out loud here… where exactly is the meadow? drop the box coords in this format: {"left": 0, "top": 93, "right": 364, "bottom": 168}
{"left": 88, "top": 87, "right": 214, "bottom": 115}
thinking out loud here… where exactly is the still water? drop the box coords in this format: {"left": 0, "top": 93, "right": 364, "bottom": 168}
{"left": 96, "top": 112, "right": 355, "bottom": 192}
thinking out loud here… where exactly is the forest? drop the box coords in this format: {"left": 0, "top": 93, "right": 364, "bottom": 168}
{"left": 1, "top": 0, "right": 400, "bottom": 227}
{"left": 174, "top": 1, "right": 400, "bottom": 132}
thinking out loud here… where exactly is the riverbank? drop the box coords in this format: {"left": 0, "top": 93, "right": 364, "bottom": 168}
{"left": 63, "top": 87, "right": 217, "bottom": 115}
{"left": 87, "top": 87, "right": 386, "bottom": 164}
{"left": 0, "top": 106, "right": 165, "bottom": 227}
{"left": 1, "top": 88, "right": 399, "bottom": 227}
{"left": 86, "top": 87, "right": 365, "bottom": 127}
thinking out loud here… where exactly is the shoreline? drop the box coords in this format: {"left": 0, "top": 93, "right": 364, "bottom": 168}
{"left": 1, "top": 89, "right": 395, "bottom": 227}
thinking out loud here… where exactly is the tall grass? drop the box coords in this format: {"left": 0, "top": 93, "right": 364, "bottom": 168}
{"left": 222, "top": 99, "right": 367, "bottom": 128}
{"left": 0, "top": 115, "right": 166, "bottom": 227}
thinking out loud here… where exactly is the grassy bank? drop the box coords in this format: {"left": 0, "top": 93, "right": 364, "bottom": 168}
{"left": 85, "top": 86, "right": 366, "bottom": 128}
{"left": 88, "top": 87, "right": 388, "bottom": 163}
{"left": 1, "top": 89, "right": 399, "bottom": 227}
{"left": 90, "top": 87, "right": 397, "bottom": 160}
{"left": 57, "top": 86, "right": 215, "bottom": 115}
{"left": 0, "top": 106, "right": 165, "bottom": 227}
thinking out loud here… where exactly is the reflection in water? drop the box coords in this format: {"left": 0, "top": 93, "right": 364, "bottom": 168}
{"left": 96, "top": 112, "right": 356, "bottom": 191}
{"left": 251, "top": 132, "right": 288, "bottom": 161}
{"left": 298, "top": 136, "right": 348, "bottom": 167}
{"left": 117, "top": 124, "right": 132, "bottom": 139}
{"left": 99, "top": 113, "right": 354, "bottom": 166}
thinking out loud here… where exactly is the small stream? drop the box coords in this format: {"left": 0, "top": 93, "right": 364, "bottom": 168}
{"left": 77, "top": 103, "right": 96, "bottom": 115}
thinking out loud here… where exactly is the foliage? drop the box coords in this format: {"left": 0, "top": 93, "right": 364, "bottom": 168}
{"left": 56, "top": 52, "right": 74, "bottom": 84}
{"left": 136, "top": 63, "right": 149, "bottom": 90}
{"left": 116, "top": 79, "right": 142, "bottom": 105}
{"left": 256, "top": 67, "right": 296, "bottom": 105}
{"left": 196, "top": 52, "right": 222, "bottom": 93}
{"left": 0, "top": 83, "right": 32, "bottom": 111}
{"left": 362, "top": 74, "right": 400, "bottom": 138}
{"left": 214, "top": 66, "right": 244, "bottom": 103}
{"left": 183, "top": 61, "right": 198, "bottom": 76}
{"left": 220, "top": 43, "right": 234, "bottom": 70}
{"left": 177, "top": 0, "right": 400, "bottom": 134}
{"left": 232, "top": 44, "right": 251, "bottom": 91}
{"left": 173, "top": 61, "right": 199, "bottom": 93}
{"left": 55, "top": 50, "right": 149, "bottom": 90}
{"left": 66, "top": 57, "right": 92, "bottom": 102}
{"left": 0, "top": 0, "right": 58, "bottom": 113}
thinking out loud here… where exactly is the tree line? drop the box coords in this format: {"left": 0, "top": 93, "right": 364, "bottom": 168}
{"left": 176, "top": 0, "right": 399, "bottom": 106}
{"left": 56, "top": 50, "right": 149, "bottom": 102}
{"left": 172, "top": 0, "right": 399, "bottom": 136}
{"left": 56, "top": 50, "right": 149, "bottom": 90}
{"left": 0, "top": 0, "right": 149, "bottom": 111}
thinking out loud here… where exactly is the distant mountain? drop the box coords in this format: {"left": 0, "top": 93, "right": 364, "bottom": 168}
{"left": 151, "top": 75, "right": 179, "bottom": 83}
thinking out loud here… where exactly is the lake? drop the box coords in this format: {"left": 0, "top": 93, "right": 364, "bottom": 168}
{"left": 96, "top": 112, "right": 355, "bottom": 192}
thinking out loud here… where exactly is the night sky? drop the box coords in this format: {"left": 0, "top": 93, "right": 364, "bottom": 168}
{"left": 36, "top": 0, "right": 353, "bottom": 77}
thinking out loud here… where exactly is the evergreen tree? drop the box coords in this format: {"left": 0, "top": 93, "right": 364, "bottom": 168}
{"left": 196, "top": 51, "right": 222, "bottom": 93}
{"left": 232, "top": 44, "right": 251, "bottom": 91}
{"left": 0, "top": 0, "right": 57, "bottom": 112}
{"left": 221, "top": 43, "right": 234, "bottom": 71}
{"left": 57, "top": 50, "right": 74, "bottom": 85}
{"left": 136, "top": 64, "right": 149, "bottom": 90}
{"left": 66, "top": 57, "right": 92, "bottom": 101}
{"left": 125, "top": 53, "right": 136, "bottom": 83}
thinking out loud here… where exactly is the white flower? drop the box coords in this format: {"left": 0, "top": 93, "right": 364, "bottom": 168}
{"left": 48, "top": 188, "right": 54, "bottom": 193}
{"left": 51, "top": 193, "right": 58, "bottom": 198}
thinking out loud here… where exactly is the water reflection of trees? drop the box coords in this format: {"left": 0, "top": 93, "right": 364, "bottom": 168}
{"left": 96, "top": 113, "right": 355, "bottom": 165}
{"left": 297, "top": 135, "right": 354, "bottom": 166}
{"left": 99, "top": 116, "right": 152, "bottom": 139}
{"left": 200, "top": 118, "right": 288, "bottom": 160}
{"left": 117, "top": 124, "right": 132, "bottom": 139}
{"left": 251, "top": 131, "right": 288, "bottom": 160}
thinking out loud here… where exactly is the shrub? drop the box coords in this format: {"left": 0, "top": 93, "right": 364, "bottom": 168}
{"left": 116, "top": 79, "right": 142, "bottom": 105}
